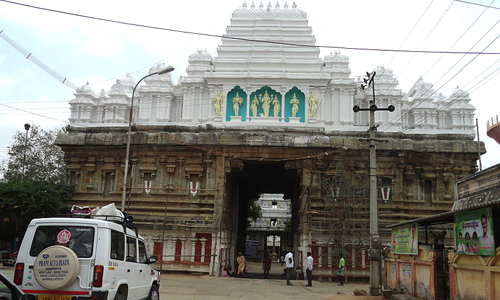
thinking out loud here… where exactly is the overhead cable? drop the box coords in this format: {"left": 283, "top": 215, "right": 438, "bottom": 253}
{"left": 1, "top": 0, "right": 500, "bottom": 55}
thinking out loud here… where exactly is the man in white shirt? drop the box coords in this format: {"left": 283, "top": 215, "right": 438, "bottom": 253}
{"left": 306, "top": 252, "right": 313, "bottom": 287}
{"left": 285, "top": 250, "right": 294, "bottom": 286}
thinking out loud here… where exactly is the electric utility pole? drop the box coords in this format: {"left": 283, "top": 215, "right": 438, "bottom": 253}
{"left": 353, "top": 71, "right": 394, "bottom": 296}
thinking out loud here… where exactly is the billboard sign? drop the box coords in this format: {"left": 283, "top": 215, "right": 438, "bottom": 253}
{"left": 454, "top": 207, "right": 496, "bottom": 256}
{"left": 391, "top": 223, "right": 418, "bottom": 255}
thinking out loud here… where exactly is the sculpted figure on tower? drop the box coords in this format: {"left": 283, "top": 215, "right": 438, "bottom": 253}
{"left": 233, "top": 92, "right": 243, "bottom": 116}
{"left": 260, "top": 90, "right": 272, "bottom": 117}
{"left": 291, "top": 93, "right": 299, "bottom": 117}
{"left": 212, "top": 91, "right": 224, "bottom": 117}
{"left": 272, "top": 95, "right": 280, "bottom": 117}
{"left": 251, "top": 95, "right": 259, "bottom": 117}
{"left": 308, "top": 93, "right": 318, "bottom": 119}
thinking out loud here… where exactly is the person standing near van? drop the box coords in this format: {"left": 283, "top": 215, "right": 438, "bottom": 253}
{"left": 285, "top": 250, "right": 294, "bottom": 286}
{"left": 305, "top": 252, "right": 313, "bottom": 287}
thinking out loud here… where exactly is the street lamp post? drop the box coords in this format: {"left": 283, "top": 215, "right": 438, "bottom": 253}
{"left": 22, "top": 123, "right": 31, "bottom": 180}
{"left": 121, "top": 66, "right": 175, "bottom": 212}
{"left": 353, "top": 71, "right": 394, "bottom": 296}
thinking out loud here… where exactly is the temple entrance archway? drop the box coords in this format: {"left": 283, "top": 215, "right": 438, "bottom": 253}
{"left": 224, "top": 160, "right": 300, "bottom": 275}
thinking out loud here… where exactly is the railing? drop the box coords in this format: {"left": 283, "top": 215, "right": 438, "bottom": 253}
{"left": 487, "top": 115, "right": 500, "bottom": 130}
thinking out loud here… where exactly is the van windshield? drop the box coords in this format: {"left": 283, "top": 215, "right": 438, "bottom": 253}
{"left": 30, "top": 226, "right": 95, "bottom": 258}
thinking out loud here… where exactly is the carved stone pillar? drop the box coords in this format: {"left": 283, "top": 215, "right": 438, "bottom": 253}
{"left": 167, "top": 236, "right": 175, "bottom": 262}
{"left": 180, "top": 237, "right": 187, "bottom": 262}
{"left": 318, "top": 87, "right": 326, "bottom": 122}
{"left": 245, "top": 86, "right": 252, "bottom": 121}
{"left": 281, "top": 86, "right": 287, "bottom": 120}
{"left": 351, "top": 247, "right": 355, "bottom": 268}
{"left": 328, "top": 246, "right": 332, "bottom": 267}
{"left": 190, "top": 237, "right": 198, "bottom": 262}
{"left": 162, "top": 236, "right": 170, "bottom": 262}
{"left": 200, "top": 238, "right": 207, "bottom": 263}
{"left": 318, "top": 246, "right": 322, "bottom": 267}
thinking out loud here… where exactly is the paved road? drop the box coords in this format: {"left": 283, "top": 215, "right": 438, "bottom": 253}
{"left": 1, "top": 265, "right": 383, "bottom": 300}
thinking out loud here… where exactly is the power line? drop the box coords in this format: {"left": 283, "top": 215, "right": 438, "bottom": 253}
{"left": 0, "top": 30, "right": 78, "bottom": 90}
{"left": 378, "top": 13, "right": 500, "bottom": 132}
{"left": 377, "top": 0, "right": 456, "bottom": 97}
{"left": 376, "top": 0, "right": 436, "bottom": 82}
{"left": 2, "top": 0, "right": 500, "bottom": 55}
{"left": 0, "top": 102, "right": 87, "bottom": 127}
{"left": 421, "top": 0, "right": 497, "bottom": 79}
{"left": 455, "top": 0, "right": 500, "bottom": 10}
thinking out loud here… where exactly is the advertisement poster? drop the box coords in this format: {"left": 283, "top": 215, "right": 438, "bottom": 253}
{"left": 454, "top": 207, "right": 496, "bottom": 256}
{"left": 391, "top": 223, "right": 418, "bottom": 255}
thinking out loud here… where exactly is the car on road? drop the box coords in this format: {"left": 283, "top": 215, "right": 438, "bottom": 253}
{"left": 0, "top": 272, "right": 28, "bottom": 300}
{"left": 13, "top": 206, "right": 160, "bottom": 300}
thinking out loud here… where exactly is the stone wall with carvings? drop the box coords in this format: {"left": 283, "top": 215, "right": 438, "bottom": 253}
{"left": 57, "top": 126, "right": 482, "bottom": 275}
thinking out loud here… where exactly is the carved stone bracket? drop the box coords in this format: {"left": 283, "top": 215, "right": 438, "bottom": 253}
{"left": 230, "top": 158, "right": 244, "bottom": 173}
{"left": 139, "top": 166, "right": 157, "bottom": 179}
{"left": 185, "top": 156, "right": 204, "bottom": 178}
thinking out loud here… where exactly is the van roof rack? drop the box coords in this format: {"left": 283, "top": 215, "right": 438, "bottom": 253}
{"left": 59, "top": 213, "right": 139, "bottom": 237}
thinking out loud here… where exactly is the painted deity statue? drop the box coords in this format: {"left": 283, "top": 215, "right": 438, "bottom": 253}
{"left": 272, "top": 95, "right": 280, "bottom": 117}
{"left": 212, "top": 91, "right": 224, "bottom": 117}
{"left": 251, "top": 95, "right": 259, "bottom": 117}
{"left": 232, "top": 92, "right": 243, "bottom": 116}
{"left": 307, "top": 93, "right": 318, "bottom": 119}
{"left": 259, "top": 90, "right": 271, "bottom": 117}
{"left": 290, "top": 93, "right": 299, "bottom": 117}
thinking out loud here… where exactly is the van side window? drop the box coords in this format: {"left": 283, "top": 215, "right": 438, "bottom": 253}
{"left": 110, "top": 230, "right": 124, "bottom": 260}
{"left": 126, "top": 237, "right": 137, "bottom": 262}
{"left": 138, "top": 241, "right": 147, "bottom": 263}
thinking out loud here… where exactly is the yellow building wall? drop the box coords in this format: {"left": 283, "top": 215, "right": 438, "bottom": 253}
{"left": 449, "top": 248, "right": 500, "bottom": 300}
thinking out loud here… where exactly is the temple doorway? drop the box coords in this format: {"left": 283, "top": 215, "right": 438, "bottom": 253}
{"left": 226, "top": 161, "right": 300, "bottom": 278}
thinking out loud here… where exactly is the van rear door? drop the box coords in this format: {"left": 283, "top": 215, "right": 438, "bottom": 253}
{"left": 26, "top": 224, "right": 96, "bottom": 292}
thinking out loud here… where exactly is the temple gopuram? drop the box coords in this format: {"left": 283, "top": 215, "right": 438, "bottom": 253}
{"left": 56, "top": 2, "right": 482, "bottom": 279}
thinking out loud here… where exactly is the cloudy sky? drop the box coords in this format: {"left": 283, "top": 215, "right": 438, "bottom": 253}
{"left": 1, "top": 0, "right": 499, "bottom": 169}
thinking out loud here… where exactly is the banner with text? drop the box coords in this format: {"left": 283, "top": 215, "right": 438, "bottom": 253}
{"left": 454, "top": 207, "right": 495, "bottom": 256}
{"left": 391, "top": 223, "right": 418, "bottom": 255}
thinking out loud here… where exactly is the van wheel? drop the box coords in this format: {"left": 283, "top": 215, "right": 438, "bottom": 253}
{"left": 114, "top": 293, "right": 125, "bottom": 300}
{"left": 147, "top": 285, "right": 159, "bottom": 300}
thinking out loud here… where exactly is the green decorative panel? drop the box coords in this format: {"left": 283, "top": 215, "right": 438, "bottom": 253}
{"left": 285, "top": 87, "right": 305, "bottom": 122}
{"left": 226, "top": 86, "right": 247, "bottom": 121}
{"left": 249, "top": 86, "right": 282, "bottom": 118}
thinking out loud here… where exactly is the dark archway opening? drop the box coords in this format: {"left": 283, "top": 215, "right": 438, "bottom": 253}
{"left": 231, "top": 161, "right": 300, "bottom": 279}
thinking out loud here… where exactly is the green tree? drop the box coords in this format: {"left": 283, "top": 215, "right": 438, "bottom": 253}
{"left": 0, "top": 124, "right": 71, "bottom": 244}
{"left": 0, "top": 178, "right": 73, "bottom": 243}
{"left": 246, "top": 198, "right": 262, "bottom": 228}
{"left": 3, "top": 123, "right": 66, "bottom": 183}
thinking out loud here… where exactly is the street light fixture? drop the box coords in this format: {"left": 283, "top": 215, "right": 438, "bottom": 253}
{"left": 353, "top": 71, "right": 394, "bottom": 296}
{"left": 121, "top": 65, "right": 175, "bottom": 212}
{"left": 22, "top": 123, "right": 31, "bottom": 180}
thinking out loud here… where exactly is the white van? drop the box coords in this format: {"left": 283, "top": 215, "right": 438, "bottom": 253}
{"left": 13, "top": 216, "right": 160, "bottom": 300}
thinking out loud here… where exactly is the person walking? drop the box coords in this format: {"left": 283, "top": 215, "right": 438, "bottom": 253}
{"left": 285, "top": 250, "right": 294, "bottom": 286}
{"left": 305, "top": 252, "right": 313, "bottom": 287}
{"left": 338, "top": 253, "right": 345, "bottom": 286}
{"left": 262, "top": 253, "right": 272, "bottom": 279}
